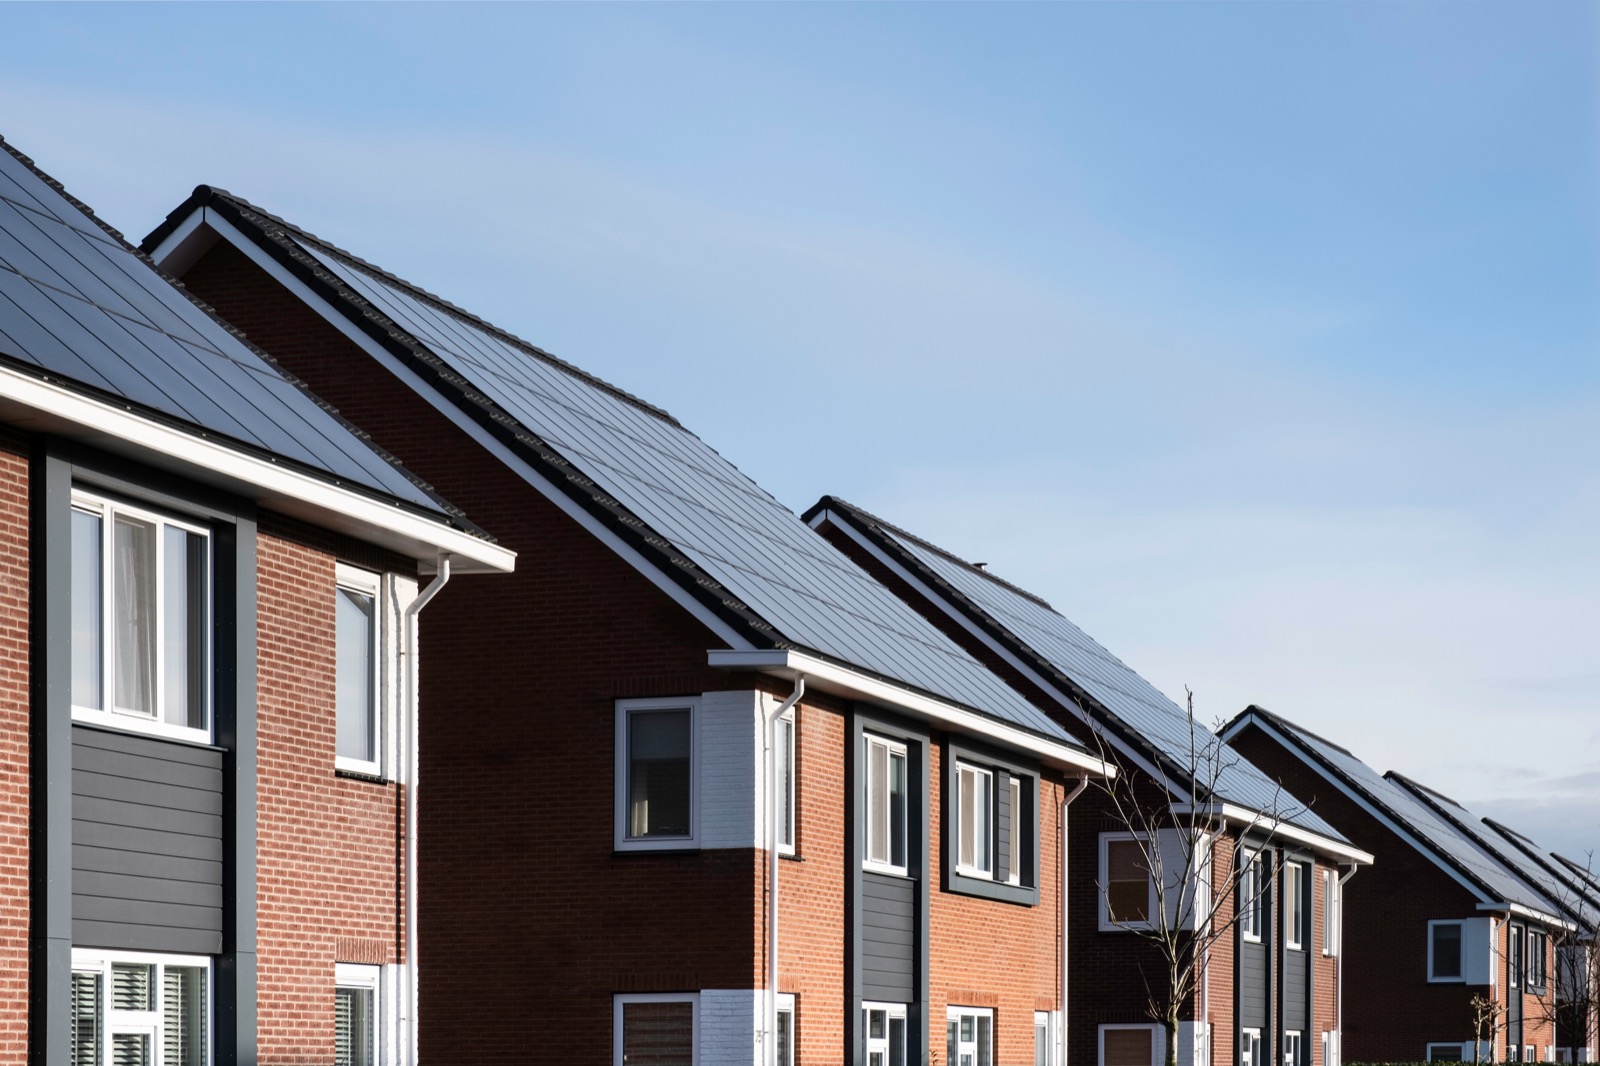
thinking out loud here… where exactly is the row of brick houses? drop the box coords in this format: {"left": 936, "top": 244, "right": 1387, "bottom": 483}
{"left": 0, "top": 131, "right": 1592, "bottom": 1065}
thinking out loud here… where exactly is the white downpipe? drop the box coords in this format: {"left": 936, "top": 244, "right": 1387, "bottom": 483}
{"left": 402, "top": 554, "right": 452, "bottom": 1065}
{"left": 1060, "top": 776, "right": 1090, "bottom": 1066}
{"left": 1336, "top": 863, "right": 1360, "bottom": 1066}
{"left": 766, "top": 677, "right": 805, "bottom": 1066}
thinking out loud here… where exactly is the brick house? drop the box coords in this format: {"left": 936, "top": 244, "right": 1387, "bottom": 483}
{"left": 143, "top": 188, "right": 1120, "bottom": 1066}
{"left": 1222, "top": 705, "right": 1572, "bottom": 1064}
{"left": 804, "top": 498, "right": 1373, "bottom": 1066}
{"left": 0, "top": 136, "right": 515, "bottom": 1065}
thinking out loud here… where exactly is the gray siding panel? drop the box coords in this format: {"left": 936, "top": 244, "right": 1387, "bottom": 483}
{"left": 71, "top": 726, "right": 224, "bottom": 953}
{"left": 862, "top": 872, "right": 915, "bottom": 1001}
{"left": 1283, "top": 950, "right": 1308, "bottom": 1030}
{"left": 1240, "top": 941, "right": 1269, "bottom": 1028}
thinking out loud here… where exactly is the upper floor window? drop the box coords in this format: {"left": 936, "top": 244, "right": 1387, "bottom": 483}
{"left": 72, "top": 492, "right": 211, "bottom": 744}
{"left": 864, "top": 734, "right": 907, "bottom": 875}
{"left": 1240, "top": 851, "right": 1265, "bottom": 942}
{"left": 615, "top": 698, "right": 698, "bottom": 850}
{"left": 1510, "top": 925, "right": 1525, "bottom": 989}
{"left": 1529, "top": 929, "right": 1548, "bottom": 990}
{"left": 335, "top": 564, "right": 381, "bottom": 776}
{"left": 1323, "top": 868, "right": 1341, "bottom": 956}
{"left": 1429, "top": 920, "right": 1464, "bottom": 981}
{"left": 1102, "top": 834, "right": 1155, "bottom": 929}
{"left": 776, "top": 709, "right": 796, "bottom": 855}
{"left": 955, "top": 762, "right": 994, "bottom": 879}
{"left": 1284, "top": 862, "right": 1306, "bottom": 950}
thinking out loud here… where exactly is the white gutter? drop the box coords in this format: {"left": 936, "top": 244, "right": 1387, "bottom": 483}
{"left": 766, "top": 678, "right": 805, "bottom": 1066}
{"left": 1477, "top": 900, "right": 1576, "bottom": 932}
{"left": 707, "top": 649, "right": 1113, "bottom": 779}
{"left": 0, "top": 362, "right": 514, "bottom": 574}
{"left": 1167, "top": 801, "right": 1374, "bottom": 866}
{"left": 1060, "top": 775, "right": 1089, "bottom": 1066}
{"left": 402, "top": 554, "right": 452, "bottom": 1065}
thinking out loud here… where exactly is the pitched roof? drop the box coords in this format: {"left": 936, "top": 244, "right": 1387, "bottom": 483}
{"left": 806, "top": 495, "right": 1347, "bottom": 841}
{"left": 1226, "top": 704, "right": 1565, "bottom": 920}
{"left": 0, "top": 137, "right": 488, "bottom": 541}
{"left": 144, "top": 187, "right": 1088, "bottom": 750}
{"left": 1478, "top": 819, "right": 1600, "bottom": 931}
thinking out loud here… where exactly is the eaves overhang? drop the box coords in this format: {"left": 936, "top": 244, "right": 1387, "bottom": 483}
{"left": 0, "top": 358, "right": 514, "bottom": 574}
{"left": 708, "top": 647, "right": 1116, "bottom": 779}
{"left": 1474, "top": 900, "right": 1575, "bottom": 933}
{"left": 1167, "top": 801, "right": 1375, "bottom": 865}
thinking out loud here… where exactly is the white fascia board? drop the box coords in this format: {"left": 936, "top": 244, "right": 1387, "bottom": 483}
{"left": 1222, "top": 712, "right": 1496, "bottom": 904}
{"left": 1476, "top": 900, "right": 1576, "bottom": 932}
{"left": 1169, "top": 801, "right": 1375, "bottom": 865}
{"left": 154, "top": 209, "right": 752, "bottom": 650}
{"left": 812, "top": 507, "right": 1178, "bottom": 793}
{"left": 708, "top": 648, "right": 1114, "bottom": 778}
{"left": 0, "top": 362, "right": 513, "bottom": 573}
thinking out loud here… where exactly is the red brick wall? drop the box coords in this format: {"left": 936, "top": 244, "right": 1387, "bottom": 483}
{"left": 1312, "top": 860, "right": 1339, "bottom": 1059}
{"left": 254, "top": 517, "right": 405, "bottom": 1064}
{"left": 0, "top": 436, "right": 28, "bottom": 1066}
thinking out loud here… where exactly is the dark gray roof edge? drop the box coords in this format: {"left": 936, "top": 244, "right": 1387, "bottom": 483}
{"left": 1482, "top": 820, "right": 1600, "bottom": 919}
{"left": 0, "top": 138, "right": 494, "bottom": 544}
{"left": 1386, "top": 771, "right": 1466, "bottom": 810}
{"left": 1228, "top": 705, "right": 1543, "bottom": 911}
{"left": 142, "top": 185, "right": 682, "bottom": 429}
{"left": 811, "top": 499, "right": 1349, "bottom": 840}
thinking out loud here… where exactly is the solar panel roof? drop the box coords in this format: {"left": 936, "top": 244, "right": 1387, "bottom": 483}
{"left": 810, "top": 498, "right": 1345, "bottom": 839}
{"left": 1255, "top": 710, "right": 1561, "bottom": 915}
{"left": 0, "top": 140, "right": 463, "bottom": 523}
{"left": 166, "top": 189, "right": 1083, "bottom": 747}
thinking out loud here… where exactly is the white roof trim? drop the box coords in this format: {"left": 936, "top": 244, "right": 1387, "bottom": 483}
{"left": 708, "top": 647, "right": 1114, "bottom": 777}
{"left": 1168, "top": 801, "right": 1374, "bottom": 865}
{"left": 1476, "top": 900, "right": 1574, "bottom": 931}
{"left": 0, "top": 361, "right": 513, "bottom": 573}
{"left": 152, "top": 207, "right": 749, "bottom": 647}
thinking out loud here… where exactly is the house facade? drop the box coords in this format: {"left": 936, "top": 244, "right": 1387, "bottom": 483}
{"left": 0, "top": 136, "right": 514, "bottom": 1065}
{"left": 803, "top": 498, "right": 1372, "bottom": 1066}
{"left": 144, "top": 187, "right": 1118, "bottom": 1066}
{"left": 1223, "top": 705, "right": 1570, "bottom": 1064}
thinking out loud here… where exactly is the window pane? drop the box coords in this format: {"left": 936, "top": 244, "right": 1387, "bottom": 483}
{"left": 870, "top": 1009, "right": 886, "bottom": 1040}
{"left": 628, "top": 710, "right": 691, "bottom": 838}
{"left": 978, "top": 1015, "right": 992, "bottom": 1066}
{"left": 112, "top": 963, "right": 153, "bottom": 1011}
{"left": 163, "top": 527, "right": 207, "bottom": 730}
{"left": 72, "top": 509, "right": 103, "bottom": 710}
{"left": 113, "top": 516, "right": 157, "bottom": 716}
{"left": 163, "top": 966, "right": 207, "bottom": 1066}
{"left": 778, "top": 717, "right": 794, "bottom": 849}
{"left": 1010, "top": 777, "right": 1023, "bottom": 882}
{"left": 336, "top": 587, "right": 376, "bottom": 762}
{"left": 1434, "top": 924, "right": 1462, "bottom": 978}
{"left": 113, "top": 1032, "right": 151, "bottom": 1066}
{"left": 869, "top": 741, "right": 889, "bottom": 864}
{"left": 622, "top": 1001, "right": 693, "bottom": 1066}
{"left": 776, "top": 1008, "right": 792, "bottom": 1066}
{"left": 889, "top": 1016, "right": 904, "bottom": 1066}
{"left": 1105, "top": 1029, "right": 1153, "bottom": 1066}
{"left": 71, "top": 970, "right": 100, "bottom": 1066}
{"left": 1107, "top": 840, "right": 1150, "bottom": 923}
{"left": 960, "top": 768, "right": 976, "bottom": 868}
{"left": 889, "top": 750, "right": 906, "bottom": 868}
{"left": 1037, "top": 1022, "right": 1050, "bottom": 1066}
{"left": 335, "top": 985, "right": 373, "bottom": 1066}
{"left": 949, "top": 1020, "right": 958, "bottom": 1064}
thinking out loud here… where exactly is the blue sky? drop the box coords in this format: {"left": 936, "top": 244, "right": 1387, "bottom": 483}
{"left": 2, "top": 3, "right": 1596, "bottom": 857}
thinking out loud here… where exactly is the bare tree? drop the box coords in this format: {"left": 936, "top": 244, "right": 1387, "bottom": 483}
{"left": 1529, "top": 850, "right": 1600, "bottom": 1063}
{"left": 1090, "top": 691, "right": 1304, "bottom": 1066}
{"left": 1472, "top": 992, "right": 1505, "bottom": 1066}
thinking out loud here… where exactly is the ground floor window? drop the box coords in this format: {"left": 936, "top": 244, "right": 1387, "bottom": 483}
{"left": 1036, "top": 1011, "right": 1059, "bottom": 1066}
{"left": 864, "top": 1002, "right": 907, "bottom": 1066}
{"left": 70, "top": 949, "right": 210, "bottom": 1066}
{"left": 1102, "top": 1024, "right": 1159, "bottom": 1066}
{"left": 614, "top": 993, "right": 696, "bottom": 1066}
{"left": 1285, "top": 1031, "right": 1303, "bottom": 1066}
{"left": 1426, "top": 1045, "right": 1464, "bottom": 1063}
{"left": 1241, "top": 1029, "right": 1262, "bottom": 1066}
{"left": 775, "top": 992, "right": 795, "bottom": 1066}
{"left": 335, "top": 964, "right": 380, "bottom": 1066}
{"left": 947, "top": 1006, "right": 993, "bottom": 1066}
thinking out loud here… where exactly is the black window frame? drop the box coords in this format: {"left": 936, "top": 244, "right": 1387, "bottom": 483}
{"left": 942, "top": 737, "right": 1040, "bottom": 906}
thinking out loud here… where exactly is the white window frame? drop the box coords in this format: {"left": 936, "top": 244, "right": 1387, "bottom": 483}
{"left": 1099, "top": 832, "right": 1157, "bottom": 932}
{"left": 71, "top": 491, "right": 213, "bottom": 745}
{"left": 775, "top": 991, "right": 796, "bottom": 1066}
{"left": 1241, "top": 851, "right": 1265, "bottom": 943}
{"left": 1008, "top": 776, "right": 1024, "bottom": 886}
{"left": 613, "top": 992, "right": 699, "bottom": 1066}
{"left": 1510, "top": 924, "right": 1525, "bottom": 990}
{"left": 947, "top": 1005, "right": 994, "bottom": 1066}
{"left": 1285, "top": 862, "right": 1305, "bottom": 951}
{"left": 863, "top": 1000, "right": 908, "bottom": 1066}
{"left": 1036, "top": 1010, "right": 1058, "bottom": 1066}
{"left": 1100, "top": 1023, "right": 1161, "bottom": 1066}
{"left": 1320, "top": 1031, "right": 1336, "bottom": 1066}
{"left": 955, "top": 761, "right": 995, "bottom": 880}
{"left": 1428, "top": 920, "right": 1467, "bottom": 982}
{"left": 70, "top": 947, "right": 213, "bottom": 1066}
{"left": 1242, "top": 1028, "right": 1262, "bottom": 1066}
{"left": 1285, "top": 1031, "right": 1303, "bottom": 1066}
{"left": 1425, "top": 1043, "right": 1468, "bottom": 1062}
{"left": 776, "top": 708, "right": 796, "bottom": 857}
{"left": 614, "top": 697, "right": 700, "bottom": 851}
{"left": 1323, "top": 869, "right": 1340, "bottom": 957}
{"left": 863, "top": 734, "right": 909, "bottom": 876}
{"left": 335, "top": 564, "right": 384, "bottom": 777}
{"left": 335, "top": 962, "right": 381, "bottom": 1066}
{"left": 1529, "top": 929, "right": 1549, "bottom": 990}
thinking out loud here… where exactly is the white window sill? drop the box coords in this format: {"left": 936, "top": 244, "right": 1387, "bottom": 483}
{"left": 71, "top": 707, "right": 212, "bottom": 747}
{"left": 863, "top": 860, "right": 911, "bottom": 878}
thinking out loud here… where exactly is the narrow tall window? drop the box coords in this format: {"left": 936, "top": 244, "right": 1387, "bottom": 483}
{"left": 1323, "top": 869, "right": 1340, "bottom": 956}
{"left": 1529, "top": 930, "right": 1548, "bottom": 989}
{"left": 335, "top": 964, "right": 380, "bottom": 1066}
{"left": 864, "top": 1003, "right": 907, "bottom": 1066}
{"left": 1035, "top": 1012, "right": 1053, "bottom": 1066}
{"left": 336, "top": 566, "right": 380, "bottom": 774}
{"left": 627, "top": 708, "right": 692, "bottom": 840}
{"left": 1285, "top": 1032, "right": 1303, "bottom": 1066}
{"left": 865, "top": 735, "right": 907, "bottom": 874}
{"left": 72, "top": 494, "right": 210, "bottom": 742}
{"left": 1008, "top": 776, "right": 1023, "bottom": 885}
{"left": 1242, "top": 1029, "right": 1262, "bottom": 1066}
{"left": 776, "top": 711, "right": 796, "bottom": 854}
{"left": 1285, "top": 862, "right": 1305, "bottom": 950}
{"left": 775, "top": 995, "right": 795, "bottom": 1066}
{"left": 1241, "top": 852, "right": 1264, "bottom": 942}
{"left": 956, "top": 763, "right": 993, "bottom": 877}
{"left": 1430, "top": 921, "right": 1464, "bottom": 980}
{"left": 1511, "top": 926, "right": 1525, "bottom": 989}
{"left": 1105, "top": 837, "right": 1152, "bottom": 925}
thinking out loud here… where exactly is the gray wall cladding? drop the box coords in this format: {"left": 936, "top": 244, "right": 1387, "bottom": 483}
{"left": 71, "top": 725, "right": 223, "bottom": 954}
{"left": 1239, "top": 938, "right": 1269, "bottom": 1029}
{"left": 1283, "top": 949, "right": 1308, "bottom": 1031}
{"left": 861, "top": 872, "right": 915, "bottom": 1002}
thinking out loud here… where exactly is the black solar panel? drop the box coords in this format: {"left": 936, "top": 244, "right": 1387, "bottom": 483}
{"left": 0, "top": 143, "right": 452, "bottom": 515}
